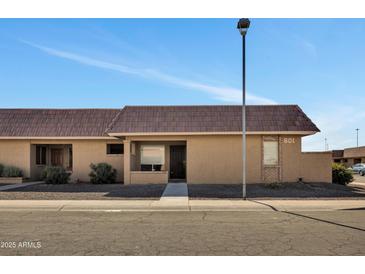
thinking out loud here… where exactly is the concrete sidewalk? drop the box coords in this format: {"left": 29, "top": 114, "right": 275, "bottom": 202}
{"left": 0, "top": 199, "right": 364, "bottom": 212}
{"left": 152, "top": 183, "right": 189, "bottom": 210}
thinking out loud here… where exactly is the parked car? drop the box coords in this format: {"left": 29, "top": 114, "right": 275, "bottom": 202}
{"left": 360, "top": 168, "right": 365, "bottom": 176}
{"left": 351, "top": 163, "right": 365, "bottom": 173}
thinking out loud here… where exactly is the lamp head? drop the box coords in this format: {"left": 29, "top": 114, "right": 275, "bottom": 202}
{"left": 237, "top": 18, "right": 250, "bottom": 35}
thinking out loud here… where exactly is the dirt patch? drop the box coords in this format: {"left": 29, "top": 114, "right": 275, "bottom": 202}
{"left": 0, "top": 183, "right": 166, "bottom": 200}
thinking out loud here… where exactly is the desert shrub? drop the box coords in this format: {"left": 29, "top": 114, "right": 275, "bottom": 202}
{"left": 0, "top": 164, "right": 3, "bottom": 176}
{"left": 89, "top": 163, "right": 117, "bottom": 184}
{"left": 41, "top": 166, "right": 70, "bottom": 184}
{"left": 2, "top": 166, "right": 23, "bottom": 177}
{"left": 332, "top": 163, "right": 353, "bottom": 185}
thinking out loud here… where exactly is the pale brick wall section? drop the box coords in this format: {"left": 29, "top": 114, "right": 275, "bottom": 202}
{"left": 300, "top": 152, "right": 332, "bottom": 183}
{"left": 344, "top": 146, "right": 365, "bottom": 159}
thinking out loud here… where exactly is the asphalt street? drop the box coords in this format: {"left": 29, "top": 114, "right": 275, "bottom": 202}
{"left": 0, "top": 210, "right": 364, "bottom": 255}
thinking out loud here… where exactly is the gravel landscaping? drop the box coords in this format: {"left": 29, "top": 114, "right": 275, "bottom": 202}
{"left": 1, "top": 175, "right": 365, "bottom": 200}
{"left": 188, "top": 182, "right": 365, "bottom": 199}
{"left": 0, "top": 183, "right": 166, "bottom": 200}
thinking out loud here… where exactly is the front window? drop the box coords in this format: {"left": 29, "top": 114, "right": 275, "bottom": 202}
{"left": 263, "top": 140, "right": 279, "bottom": 166}
{"left": 140, "top": 145, "right": 164, "bottom": 171}
{"left": 107, "top": 144, "right": 124, "bottom": 155}
{"left": 36, "top": 145, "right": 47, "bottom": 165}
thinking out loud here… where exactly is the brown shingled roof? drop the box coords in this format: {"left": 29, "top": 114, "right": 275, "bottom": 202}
{"left": 0, "top": 109, "right": 120, "bottom": 137}
{"left": 0, "top": 105, "right": 319, "bottom": 137}
{"left": 107, "top": 105, "right": 320, "bottom": 134}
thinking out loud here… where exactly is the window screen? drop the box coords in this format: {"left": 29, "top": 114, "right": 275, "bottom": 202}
{"left": 140, "top": 145, "right": 164, "bottom": 165}
{"left": 263, "top": 140, "right": 279, "bottom": 165}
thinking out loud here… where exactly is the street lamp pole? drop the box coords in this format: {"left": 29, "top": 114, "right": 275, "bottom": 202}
{"left": 356, "top": 128, "right": 359, "bottom": 147}
{"left": 237, "top": 18, "right": 250, "bottom": 199}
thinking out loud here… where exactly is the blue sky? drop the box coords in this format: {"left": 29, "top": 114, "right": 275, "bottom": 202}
{"left": 0, "top": 19, "right": 364, "bottom": 151}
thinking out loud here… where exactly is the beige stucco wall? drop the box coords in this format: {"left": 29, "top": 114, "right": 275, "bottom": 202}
{"left": 300, "top": 152, "right": 332, "bottom": 183}
{"left": 130, "top": 171, "right": 168, "bottom": 184}
{"left": 280, "top": 136, "right": 302, "bottom": 182}
{"left": 124, "top": 134, "right": 331, "bottom": 184}
{"left": 1, "top": 134, "right": 332, "bottom": 184}
{"left": 70, "top": 140, "right": 124, "bottom": 182}
{"left": 186, "top": 135, "right": 261, "bottom": 184}
{"left": 0, "top": 140, "right": 31, "bottom": 178}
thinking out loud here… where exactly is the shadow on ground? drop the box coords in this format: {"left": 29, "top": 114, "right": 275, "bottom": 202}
{"left": 0, "top": 183, "right": 165, "bottom": 200}
{"left": 188, "top": 182, "right": 365, "bottom": 199}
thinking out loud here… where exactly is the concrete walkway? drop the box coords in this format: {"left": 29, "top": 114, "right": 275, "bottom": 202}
{"left": 0, "top": 199, "right": 364, "bottom": 212}
{"left": 151, "top": 182, "right": 189, "bottom": 210}
{"left": 0, "top": 181, "right": 43, "bottom": 191}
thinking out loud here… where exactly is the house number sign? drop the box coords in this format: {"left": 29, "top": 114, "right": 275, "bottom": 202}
{"left": 282, "top": 137, "right": 295, "bottom": 144}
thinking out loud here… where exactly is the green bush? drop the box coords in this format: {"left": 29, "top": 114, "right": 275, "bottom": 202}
{"left": 41, "top": 166, "right": 70, "bottom": 184}
{"left": 332, "top": 163, "right": 353, "bottom": 185}
{"left": 89, "top": 163, "right": 117, "bottom": 184}
{"left": 2, "top": 166, "right": 23, "bottom": 177}
{"left": 0, "top": 164, "right": 3, "bottom": 176}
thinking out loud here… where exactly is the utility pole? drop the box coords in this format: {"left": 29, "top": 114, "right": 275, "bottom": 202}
{"left": 325, "top": 138, "right": 328, "bottom": 151}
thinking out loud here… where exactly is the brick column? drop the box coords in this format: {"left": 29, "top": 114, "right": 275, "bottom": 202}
{"left": 123, "top": 140, "right": 131, "bottom": 184}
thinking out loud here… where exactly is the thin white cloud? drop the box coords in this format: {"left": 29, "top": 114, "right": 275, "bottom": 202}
{"left": 295, "top": 36, "right": 318, "bottom": 57}
{"left": 21, "top": 40, "right": 277, "bottom": 105}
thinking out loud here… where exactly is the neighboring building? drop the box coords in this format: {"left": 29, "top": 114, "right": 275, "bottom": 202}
{"left": 332, "top": 146, "right": 365, "bottom": 167}
{"left": 0, "top": 105, "right": 332, "bottom": 184}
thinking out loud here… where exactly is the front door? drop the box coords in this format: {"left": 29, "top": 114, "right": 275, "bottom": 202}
{"left": 51, "top": 148, "right": 63, "bottom": 167}
{"left": 169, "top": 145, "right": 186, "bottom": 180}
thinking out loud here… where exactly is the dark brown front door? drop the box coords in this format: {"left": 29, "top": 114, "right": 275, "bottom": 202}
{"left": 169, "top": 145, "right": 186, "bottom": 179}
{"left": 51, "top": 148, "right": 63, "bottom": 166}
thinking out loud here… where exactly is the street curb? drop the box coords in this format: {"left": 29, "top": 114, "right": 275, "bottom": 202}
{"left": 0, "top": 199, "right": 364, "bottom": 212}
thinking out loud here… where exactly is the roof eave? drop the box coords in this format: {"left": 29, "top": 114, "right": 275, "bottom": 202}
{"left": 107, "top": 131, "right": 319, "bottom": 137}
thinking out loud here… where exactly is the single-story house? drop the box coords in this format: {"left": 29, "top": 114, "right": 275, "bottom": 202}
{"left": 0, "top": 105, "right": 332, "bottom": 184}
{"left": 333, "top": 146, "right": 365, "bottom": 167}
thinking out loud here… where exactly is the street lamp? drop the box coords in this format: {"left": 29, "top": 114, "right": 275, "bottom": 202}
{"left": 356, "top": 128, "right": 359, "bottom": 147}
{"left": 237, "top": 18, "right": 250, "bottom": 199}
